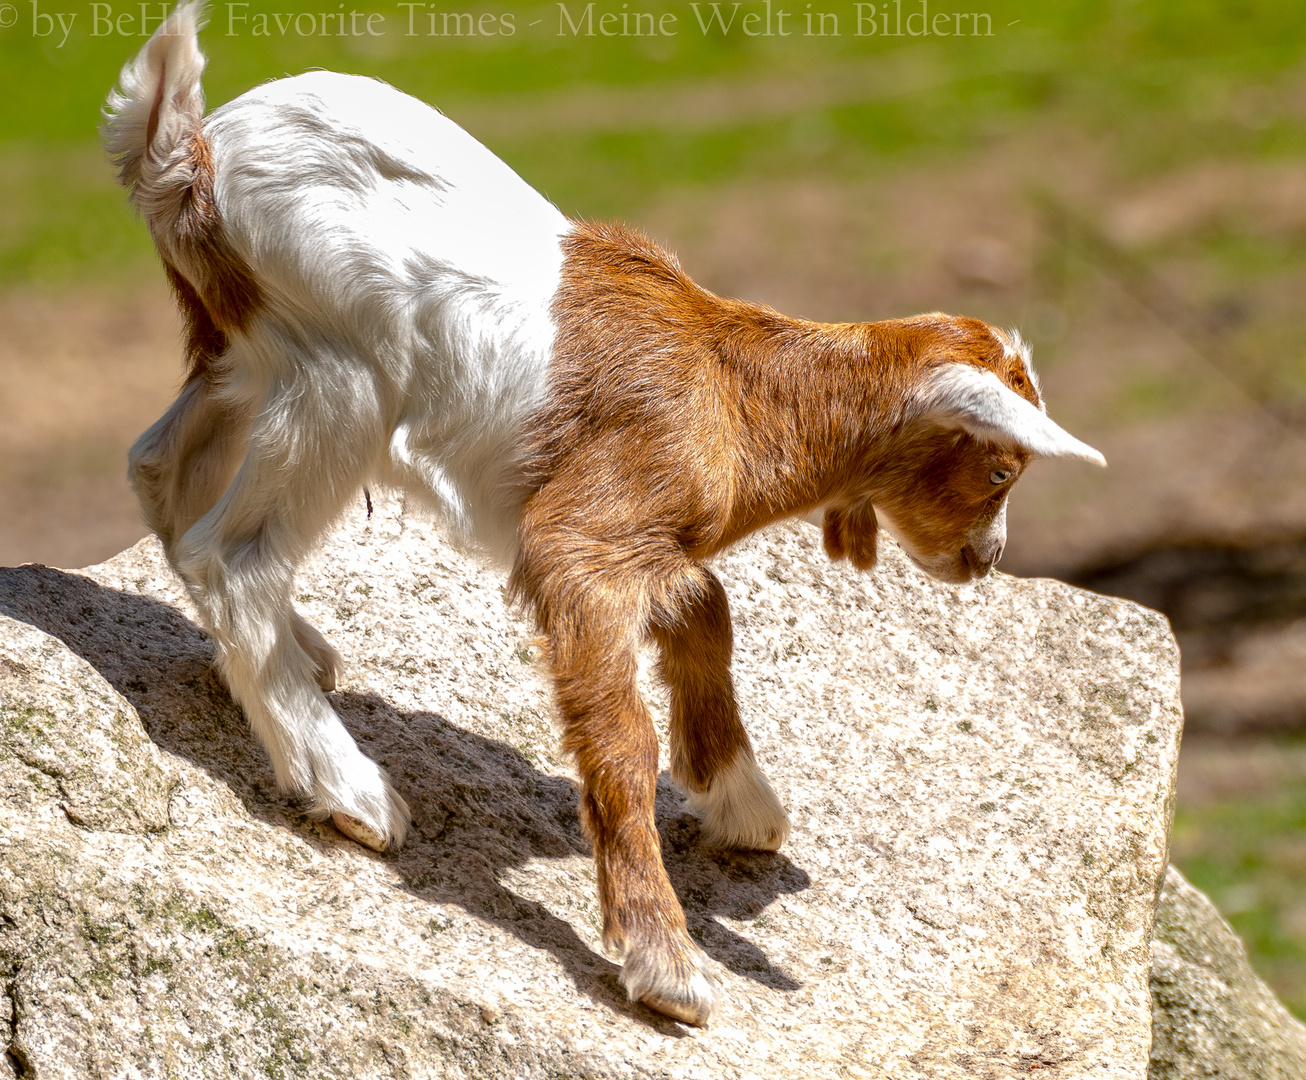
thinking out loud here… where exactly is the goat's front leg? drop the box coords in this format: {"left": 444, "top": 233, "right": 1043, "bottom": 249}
{"left": 507, "top": 501, "right": 718, "bottom": 1024}
{"left": 652, "top": 567, "right": 789, "bottom": 851}
{"left": 548, "top": 608, "right": 715, "bottom": 1026}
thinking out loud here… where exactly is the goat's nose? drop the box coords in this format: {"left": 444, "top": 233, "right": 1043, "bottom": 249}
{"left": 993, "top": 540, "right": 1005, "bottom": 566}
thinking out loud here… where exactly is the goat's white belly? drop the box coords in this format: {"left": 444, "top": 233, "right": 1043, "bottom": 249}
{"left": 203, "top": 71, "right": 571, "bottom": 560}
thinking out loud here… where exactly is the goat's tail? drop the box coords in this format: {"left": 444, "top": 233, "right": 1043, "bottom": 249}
{"left": 101, "top": 1, "right": 209, "bottom": 227}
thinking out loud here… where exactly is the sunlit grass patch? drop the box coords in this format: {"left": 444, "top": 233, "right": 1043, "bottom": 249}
{"left": 0, "top": 143, "right": 155, "bottom": 287}
{"left": 4, "top": 0, "right": 1306, "bottom": 287}
{"left": 1173, "top": 738, "right": 1306, "bottom": 1020}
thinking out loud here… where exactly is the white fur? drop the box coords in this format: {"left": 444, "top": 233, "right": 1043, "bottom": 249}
{"left": 103, "top": 9, "right": 1105, "bottom": 1029}
{"left": 919, "top": 363, "right": 1106, "bottom": 466}
{"left": 102, "top": 1, "right": 208, "bottom": 217}
{"left": 972, "top": 499, "right": 1008, "bottom": 564}
{"left": 203, "top": 70, "right": 570, "bottom": 556}
{"left": 105, "top": 7, "right": 568, "bottom": 850}
{"left": 103, "top": 7, "right": 1093, "bottom": 873}
{"left": 686, "top": 751, "right": 790, "bottom": 852}
{"left": 617, "top": 941, "right": 716, "bottom": 1027}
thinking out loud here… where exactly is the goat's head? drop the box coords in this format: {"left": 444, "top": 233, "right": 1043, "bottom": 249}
{"left": 835, "top": 317, "right": 1104, "bottom": 584}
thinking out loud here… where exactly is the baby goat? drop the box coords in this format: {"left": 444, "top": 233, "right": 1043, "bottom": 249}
{"left": 104, "top": 3, "right": 1103, "bottom": 1027}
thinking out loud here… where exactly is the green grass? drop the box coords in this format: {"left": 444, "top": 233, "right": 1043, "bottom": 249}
{"left": 1173, "top": 746, "right": 1306, "bottom": 1019}
{"left": 4, "top": 0, "right": 1306, "bottom": 285}
{"left": 0, "top": 142, "right": 156, "bottom": 285}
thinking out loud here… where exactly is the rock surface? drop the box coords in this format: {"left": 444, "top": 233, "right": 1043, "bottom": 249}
{"left": 1150, "top": 865, "right": 1306, "bottom": 1079}
{"left": 0, "top": 496, "right": 1183, "bottom": 1079}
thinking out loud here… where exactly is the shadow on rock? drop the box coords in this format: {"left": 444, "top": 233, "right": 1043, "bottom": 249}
{"left": 0, "top": 564, "right": 809, "bottom": 1027}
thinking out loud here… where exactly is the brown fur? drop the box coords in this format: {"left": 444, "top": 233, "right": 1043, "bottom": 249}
{"left": 106, "top": 13, "right": 1083, "bottom": 1026}
{"left": 509, "top": 221, "right": 1039, "bottom": 1019}
{"left": 155, "top": 132, "right": 262, "bottom": 380}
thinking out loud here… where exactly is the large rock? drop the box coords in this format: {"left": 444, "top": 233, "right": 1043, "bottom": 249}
{"left": 0, "top": 496, "right": 1183, "bottom": 1078}
{"left": 1150, "top": 865, "right": 1306, "bottom": 1079}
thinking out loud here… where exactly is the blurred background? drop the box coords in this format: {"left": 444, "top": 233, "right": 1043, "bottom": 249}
{"left": 2, "top": 0, "right": 1305, "bottom": 1013}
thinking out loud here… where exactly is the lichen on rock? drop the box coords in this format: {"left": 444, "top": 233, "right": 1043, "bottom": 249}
{"left": 1150, "top": 865, "right": 1306, "bottom": 1079}
{"left": 0, "top": 616, "right": 171, "bottom": 834}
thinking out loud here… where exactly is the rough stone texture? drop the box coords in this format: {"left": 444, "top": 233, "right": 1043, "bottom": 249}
{"left": 0, "top": 495, "right": 1183, "bottom": 1079}
{"left": 0, "top": 619, "right": 170, "bottom": 835}
{"left": 1149, "top": 865, "right": 1306, "bottom": 1079}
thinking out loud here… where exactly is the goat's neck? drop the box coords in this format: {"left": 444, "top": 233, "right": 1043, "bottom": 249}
{"left": 545, "top": 222, "right": 930, "bottom": 556}
{"left": 707, "top": 306, "right": 925, "bottom": 547}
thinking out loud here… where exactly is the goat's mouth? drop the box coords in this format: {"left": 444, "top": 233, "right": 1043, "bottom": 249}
{"left": 907, "top": 541, "right": 1004, "bottom": 584}
{"left": 874, "top": 506, "right": 995, "bottom": 584}
{"left": 899, "top": 547, "right": 979, "bottom": 585}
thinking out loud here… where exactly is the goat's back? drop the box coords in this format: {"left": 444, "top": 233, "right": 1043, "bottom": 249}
{"left": 205, "top": 72, "right": 569, "bottom": 305}
{"left": 197, "top": 72, "right": 572, "bottom": 555}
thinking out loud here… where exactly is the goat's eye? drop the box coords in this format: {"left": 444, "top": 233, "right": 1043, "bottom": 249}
{"left": 989, "top": 469, "right": 1012, "bottom": 485}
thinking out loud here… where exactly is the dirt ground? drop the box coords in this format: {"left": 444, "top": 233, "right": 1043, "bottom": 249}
{"left": 0, "top": 286, "right": 181, "bottom": 570}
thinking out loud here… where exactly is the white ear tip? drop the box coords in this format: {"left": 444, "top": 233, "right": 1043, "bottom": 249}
{"left": 1026, "top": 428, "right": 1107, "bottom": 466}
{"left": 1056, "top": 439, "right": 1107, "bottom": 467}
{"left": 919, "top": 363, "right": 1106, "bottom": 467}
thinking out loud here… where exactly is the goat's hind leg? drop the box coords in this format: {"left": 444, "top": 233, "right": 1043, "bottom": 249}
{"left": 652, "top": 567, "right": 789, "bottom": 851}
{"left": 172, "top": 388, "right": 408, "bottom": 851}
{"left": 129, "top": 374, "right": 247, "bottom": 560}
{"left": 129, "top": 375, "right": 342, "bottom": 692}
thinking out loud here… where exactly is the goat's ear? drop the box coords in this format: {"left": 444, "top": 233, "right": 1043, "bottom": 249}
{"left": 916, "top": 363, "right": 1106, "bottom": 466}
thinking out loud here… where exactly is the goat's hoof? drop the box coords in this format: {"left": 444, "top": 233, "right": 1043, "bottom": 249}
{"left": 687, "top": 753, "right": 790, "bottom": 852}
{"left": 315, "top": 759, "right": 411, "bottom": 852}
{"left": 620, "top": 943, "right": 716, "bottom": 1027}
{"left": 639, "top": 980, "right": 715, "bottom": 1027}
{"left": 331, "top": 811, "right": 389, "bottom": 851}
